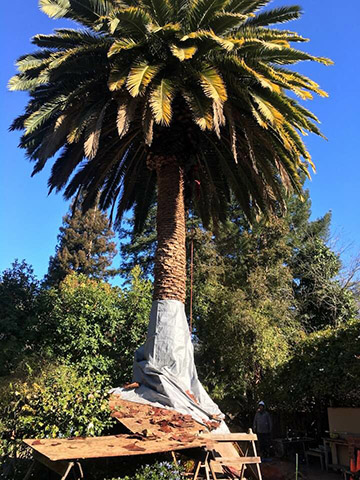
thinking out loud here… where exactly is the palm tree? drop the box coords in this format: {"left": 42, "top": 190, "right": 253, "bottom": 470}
{"left": 10, "top": 0, "right": 331, "bottom": 419}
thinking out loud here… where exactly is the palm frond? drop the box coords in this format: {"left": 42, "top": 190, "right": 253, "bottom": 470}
{"left": 139, "top": 0, "right": 171, "bottom": 26}
{"left": 224, "top": 0, "right": 270, "bottom": 15}
{"left": 207, "top": 12, "right": 247, "bottom": 34}
{"left": 48, "top": 142, "right": 85, "bottom": 194}
{"left": 23, "top": 96, "right": 66, "bottom": 135}
{"left": 84, "top": 102, "right": 109, "bottom": 159}
{"left": 32, "top": 29, "right": 104, "bottom": 49}
{"left": 116, "top": 97, "right": 137, "bottom": 137}
{"left": 170, "top": 44, "right": 198, "bottom": 61}
{"left": 182, "top": 90, "right": 213, "bottom": 130}
{"left": 40, "top": 0, "right": 117, "bottom": 26}
{"left": 109, "top": 7, "right": 152, "bottom": 37}
{"left": 39, "top": 0, "right": 71, "bottom": 19}
{"left": 108, "top": 65, "right": 129, "bottom": 90}
{"left": 8, "top": 71, "right": 50, "bottom": 91}
{"left": 108, "top": 38, "right": 142, "bottom": 57}
{"left": 182, "top": 29, "right": 235, "bottom": 51}
{"left": 149, "top": 78, "right": 175, "bottom": 125}
{"left": 199, "top": 65, "right": 227, "bottom": 102}
{"left": 246, "top": 6, "right": 302, "bottom": 27}
{"left": 188, "top": 0, "right": 228, "bottom": 30}
{"left": 244, "top": 45, "right": 333, "bottom": 66}
{"left": 15, "top": 51, "right": 54, "bottom": 72}
{"left": 126, "top": 62, "right": 161, "bottom": 96}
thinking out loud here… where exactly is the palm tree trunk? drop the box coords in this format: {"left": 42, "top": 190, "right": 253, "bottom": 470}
{"left": 115, "top": 156, "right": 224, "bottom": 426}
{"left": 153, "top": 157, "right": 186, "bottom": 303}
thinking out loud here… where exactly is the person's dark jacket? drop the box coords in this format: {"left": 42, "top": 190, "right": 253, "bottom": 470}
{"left": 253, "top": 410, "right": 272, "bottom": 434}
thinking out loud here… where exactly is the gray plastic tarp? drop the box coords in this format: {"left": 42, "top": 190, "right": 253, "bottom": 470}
{"left": 110, "top": 299, "right": 228, "bottom": 430}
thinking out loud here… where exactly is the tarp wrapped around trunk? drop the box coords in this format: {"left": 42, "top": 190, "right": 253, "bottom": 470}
{"left": 111, "top": 299, "right": 227, "bottom": 429}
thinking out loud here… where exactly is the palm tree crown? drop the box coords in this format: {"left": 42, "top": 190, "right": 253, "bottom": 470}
{"left": 10, "top": 0, "right": 331, "bottom": 302}
{"left": 10, "top": 0, "right": 331, "bottom": 228}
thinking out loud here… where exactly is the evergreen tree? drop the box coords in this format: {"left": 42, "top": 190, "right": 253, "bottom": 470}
{"left": 44, "top": 203, "right": 118, "bottom": 287}
{"left": 119, "top": 206, "right": 157, "bottom": 279}
{"left": 286, "top": 192, "right": 357, "bottom": 330}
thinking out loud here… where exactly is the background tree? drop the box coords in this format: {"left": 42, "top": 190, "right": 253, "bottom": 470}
{"left": 119, "top": 206, "right": 157, "bottom": 279}
{"left": 286, "top": 192, "right": 357, "bottom": 331}
{"left": 0, "top": 267, "right": 151, "bottom": 460}
{"left": 44, "top": 201, "right": 118, "bottom": 287}
{"left": 0, "top": 260, "right": 40, "bottom": 376}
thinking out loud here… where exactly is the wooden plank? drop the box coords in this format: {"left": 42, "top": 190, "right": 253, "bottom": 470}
{"left": 23, "top": 435, "right": 208, "bottom": 462}
{"left": 212, "top": 456, "right": 261, "bottom": 465}
{"left": 200, "top": 433, "right": 257, "bottom": 442}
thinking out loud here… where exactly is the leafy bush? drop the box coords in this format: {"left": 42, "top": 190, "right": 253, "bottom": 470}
{"left": 107, "top": 461, "right": 185, "bottom": 480}
{"left": 0, "top": 361, "right": 114, "bottom": 457}
{"left": 268, "top": 318, "right": 360, "bottom": 410}
{"left": 38, "top": 267, "right": 151, "bottom": 385}
{"left": 0, "top": 260, "right": 40, "bottom": 376}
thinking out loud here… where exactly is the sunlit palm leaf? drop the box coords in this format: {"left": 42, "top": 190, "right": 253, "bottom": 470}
{"left": 170, "top": 44, "right": 198, "bottom": 61}
{"left": 39, "top": 0, "right": 70, "bottom": 19}
{"left": 84, "top": 102, "right": 109, "bottom": 159}
{"left": 183, "top": 90, "right": 213, "bottom": 130}
{"left": 126, "top": 62, "right": 161, "bottom": 96}
{"left": 199, "top": 65, "right": 227, "bottom": 102}
{"left": 149, "top": 78, "right": 174, "bottom": 125}
{"left": 108, "top": 38, "right": 142, "bottom": 57}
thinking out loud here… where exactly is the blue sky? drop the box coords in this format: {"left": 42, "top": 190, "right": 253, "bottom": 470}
{"left": 1, "top": 0, "right": 359, "bottom": 281}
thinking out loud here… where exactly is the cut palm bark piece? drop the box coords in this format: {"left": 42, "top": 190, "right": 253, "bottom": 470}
{"left": 109, "top": 396, "right": 207, "bottom": 437}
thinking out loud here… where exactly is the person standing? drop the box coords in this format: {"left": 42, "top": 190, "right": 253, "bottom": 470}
{"left": 253, "top": 401, "right": 273, "bottom": 459}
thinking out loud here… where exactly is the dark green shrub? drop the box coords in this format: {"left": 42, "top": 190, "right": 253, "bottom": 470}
{"left": 38, "top": 268, "right": 151, "bottom": 385}
{"left": 267, "top": 318, "right": 360, "bottom": 410}
{"left": 0, "top": 361, "right": 114, "bottom": 458}
{"left": 0, "top": 260, "right": 40, "bottom": 376}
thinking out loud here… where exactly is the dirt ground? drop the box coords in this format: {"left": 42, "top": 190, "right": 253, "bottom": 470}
{"left": 306, "top": 466, "right": 342, "bottom": 480}
{"left": 260, "top": 459, "right": 344, "bottom": 480}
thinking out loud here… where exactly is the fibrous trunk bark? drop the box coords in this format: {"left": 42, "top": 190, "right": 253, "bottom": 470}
{"left": 153, "top": 157, "right": 186, "bottom": 303}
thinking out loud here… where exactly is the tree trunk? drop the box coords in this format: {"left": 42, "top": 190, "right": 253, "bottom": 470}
{"left": 112, "top": 156, "right": 225, "bottom": 427}
{"left": 153, "top": 157, "right": 186, "bottom": 303}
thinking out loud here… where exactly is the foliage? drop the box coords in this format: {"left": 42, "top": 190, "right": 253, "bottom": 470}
{"left": 0, "top": 260, "right": 40, "bottom": 376}
{"left": 286, "top": 192, "right": 358, "bottom": 331}
{"left": 291, "top": 236, "right": 357, "bottom": 330}
{"left": 107, "top": 461, "right": 185, "bottom": 480}
{"left": 44, "top": 201, "right": 118, "bottom": 287}
{"left": 193, "top": 214, "right": 302, "bottom": 410}
{"left": 118, "top": 193, "right": 359, "bottom": 412}
{"left": 39, "top": 268, "right": 151, "bottom": 385}
{"left": 119, "top": 206, "right": 157, "bottom": 279}
{"left": 0, "top": 361, "right": 114, "bottom": 458}
{"left": 9, "top": 0, "right": 331, "bottom": 234}
{"left": 267, "top": 318, "right": 360, "bottom": 410}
